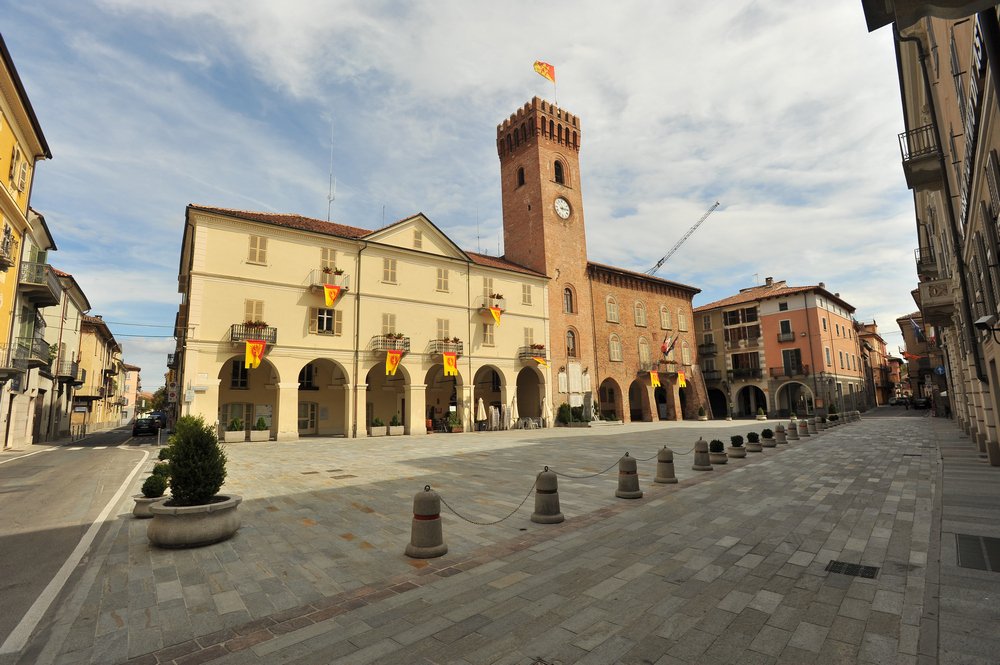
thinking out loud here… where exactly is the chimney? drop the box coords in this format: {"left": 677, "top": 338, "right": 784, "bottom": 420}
{"left": 818, "top": 282, "right": 825, "bottom": 289}
{"left": 765, "top": 276, "right": 773, "bottom": 286}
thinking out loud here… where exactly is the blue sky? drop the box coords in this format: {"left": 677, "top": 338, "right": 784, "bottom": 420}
{"left": 3, "top": 1, "right": 914, "bottom": 389}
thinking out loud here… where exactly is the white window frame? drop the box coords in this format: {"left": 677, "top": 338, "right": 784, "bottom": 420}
{"left": 436, "top": 268, "right": 449, "bottom": 292}
{"left": 609, "top": 334, "right": 623, "bottom": 361}
{"left": 606, "top": 296, "right": 619, "bottom": 323}
{"left": 248, "top": 235, "right": 267, "bottom": 264}
{"left": 483, "top": 322, "right": 495, "bottom": 346}
{"left": 634, "top": 301, "right": 647, "bottom": 327}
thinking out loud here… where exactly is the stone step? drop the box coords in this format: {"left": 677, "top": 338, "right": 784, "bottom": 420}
{"left": 590, "top": 419, "right": 624, "bottom": 427}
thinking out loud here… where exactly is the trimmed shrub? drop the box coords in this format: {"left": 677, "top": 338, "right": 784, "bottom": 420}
{"left": 557, "top": 402, "right": 572, "bottom": 425}
{"left": 227, "top": 418, "right": 243, "bottom": 432}
{"left": 371, "top": 417, "right": 385, "bottom": 427}
{"left": 709, "top": 439, "right": 725, "bottom": 453}
{"left": 757, "top": 407, "right": 765, "bottom": 416}
{"left": 157, "top": 447, "right": 171, "bottom": 461}
{"left": 142, "top": 474, "right": 167, "bottom": 498}
{"left": 761, "top": 428, "right": 774, "bottom": 439}
{"left": 389, "top": 414, "right": 402, "bottom": 427}
{"left": 152, "top": 462, "right": 170, "bottom": 477}
{"left": 828, "top": 403, "right": 838, "bottom": 414}
{"left": 829, "top": 414, "right": 840, "bottom": 421}
{"left": 698, "top": 405, "right": 706, "bottom": 417}
{"left": 254, "top": 417, "right": 268, "bottom": 431}
{"left": 167, "top": 415, "right": 228, "bottom": 506}
{"left": 730, "top": 434, "right": 744, "bottom": 447}
{"left": 747, "top": 431, "right": 760, "bottom": 443}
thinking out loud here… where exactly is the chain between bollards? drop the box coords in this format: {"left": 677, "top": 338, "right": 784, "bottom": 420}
{"left": 438, "top": 478, "right": 538, "bottom": 526}
{"left": 550, "top": 456, "right": 624, "bottom": 479}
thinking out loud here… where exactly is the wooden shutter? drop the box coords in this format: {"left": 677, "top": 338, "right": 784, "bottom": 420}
{"left": 308, "top": 308, "right": 317, "bottom": 334}
{"left": 334, "top": 310, "right": 343, "bottom": 335}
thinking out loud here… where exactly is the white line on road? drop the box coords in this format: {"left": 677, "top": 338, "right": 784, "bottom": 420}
{"left": 66, "top": 447, "right": 82, "bottom": 451}
{"left": 93, "top": 446, "right": 106, "bottom": 450}
{"left": 0, "top": 448, "right": 150, "bottom": 655}
{"left": 0, "top": 448, "right": 55, "bottom": 466}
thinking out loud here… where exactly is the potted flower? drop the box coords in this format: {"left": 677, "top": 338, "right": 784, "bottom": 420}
{"left": 727, "top": 435, "right": 746, "bottom": 459}
{"left": 224, "top": 418, "right": 245, "bottom": 443}
{"left": 745, "top": 431, "right": 763, "bottom": 453}
{"left": 761, "top": 428, "right": 776, "bottom": 448}
{"left": 370, "top": 417, "right": 387, "bottom": 437}
{"left": 709, "top": 439, "right": 728, "bottom": 464}
{"left": 321, "top": 266, "right": 334, "bottom": 274}
{"left": 250, "top": 416, "right": 269, "bottom": 442}
{"left": 147, "top": 415, "right": 241, "bottom": 548}
{"left": 697, "top": 405, "right": 708, "bottom": 421}
{"left": 133, "top": 472, "right": 167, "bottom": 518}
{"left": 446, "top": 411, "right": 463, "bottom": 433}
{"left": 388, "top": 414, "right": 405, "bottom": 436}
{"left": 756, "top": 407, "right": 767, "bottom": 421}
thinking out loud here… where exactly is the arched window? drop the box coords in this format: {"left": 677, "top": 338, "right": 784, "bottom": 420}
{"left": 566, "top": 330, "right": 577, "bottom": 357}
{"left": 660, "top": 306, "right": 671, "bottom": 329}
{"left": 606, "top": 296, "right": 619, "bottom": 323}
{"left": 514, "top": 130, "right": 520, "bottom": 146}
{"left": 506, "top": 134, "right": 513, "bottom": 153}
{"left": 517, "top": 167, "right": 525, "bottom": 187}
{"left": 677, "top": 311, "right": 688, "bottom": 332}
{"left": 572, "top": 131, "right": 578, "bottom": 149}
{"left": 549, "top": 119, "right": 554, "bottom": 137}
{"left": 563, "top": 287, "right": 574, "bottom": 313}
{"left": 634, "top": 301, "right": 647, "bottom": 327}
{"left": 638, "top": 337, "right": 651, "bottom": 363}
{"left": 554, "top": 160, "right": 565, "bottom": 184}
{"left": 521, "top": 123, "right": 527, "bottom": 142}
{"left": 609, "top": 334, "right": 623, "bottom": 361}
{"left": 558, "top": 124, "right": 563, "bottom": 143}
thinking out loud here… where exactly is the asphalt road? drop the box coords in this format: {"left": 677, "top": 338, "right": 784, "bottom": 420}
{"left": 0, "top": 429, "right": 153, "bottom": 651}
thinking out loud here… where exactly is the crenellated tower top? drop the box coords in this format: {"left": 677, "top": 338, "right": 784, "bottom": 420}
{"left": 496, "top": 96, "right": 581, "bottom": 163}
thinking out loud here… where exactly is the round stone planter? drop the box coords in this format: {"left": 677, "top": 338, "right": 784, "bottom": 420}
{"left": 756, "top": 415, "right": 767, "bottom": 421}
{"left": 761, "top": 437, "right": 776, "bottom": 448}
{"left": 745, "top": 442, "right": 763, "bottom": 453}
{"left": 709, "top": 452, "right": 728, "bottom": 464}
{"left": 727, "top": 446, "right": 746, "bottom": 459}
{"left": 148, "top": 495, "right": 242, "bottom": 548}
{"left": 132, "top": 494, "right": 165, "bottom": 519}
{"left": 697, "top": 416, "right": 708, "bottom": 421}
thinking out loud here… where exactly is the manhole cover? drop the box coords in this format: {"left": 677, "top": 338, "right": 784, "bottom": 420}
{"left": 825, "top": 560, "right": 879, "bottom": 578}
{"left": 956, "top": 534, "right": 1000, "bottom": 572}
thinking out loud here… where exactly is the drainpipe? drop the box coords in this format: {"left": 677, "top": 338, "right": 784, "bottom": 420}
{"left": 896, "top": 26, "right": 987, "bottom": 383}
{"left": 588, "top": 265, "right": 599, "bottom": 416}
{"left": 351, "top": 241, "right": 368, "bottom": 438}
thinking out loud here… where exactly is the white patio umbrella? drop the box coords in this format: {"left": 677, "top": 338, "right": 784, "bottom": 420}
{"left": 510, "top": 398, "right": 519, "bottom": 428}
{"left": 542, "top": 397, "right": 552, "bottom": 428}
{"left": 476, "top": 397, "right": 487, "bottom": 421}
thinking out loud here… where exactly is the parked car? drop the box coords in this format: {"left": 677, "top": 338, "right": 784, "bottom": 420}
{"left": 148, "top": 411, "right": 168, "bottom": 428}
{"left": 132, "top": 417, "right": 159, "bottom": 437}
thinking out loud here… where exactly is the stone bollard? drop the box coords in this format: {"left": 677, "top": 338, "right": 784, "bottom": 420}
{"left": 787, "top": 421, "right": 799, "bottom": 440}
{"left": 775, "top": 424, "right": 787, "bottom": 444}
{"left": 654, "top": 446, "right": 678, "bottom": 484}
{"left": 798, "top": 420, "right": 810, "bottom": 437}
{"left": 615, "top": 453, "right": 643, "bottom": 499}
{"left": 531, "top": 466, "right": 564, "bottom": 524}
{"left": 405, "top": 485, "right": 448, "bottom": 559}
{"left": 807, "top": 418, "right": 818, "bottom": 435}
{"left": 692, "top": 438, "right": 713, "bottom": 471}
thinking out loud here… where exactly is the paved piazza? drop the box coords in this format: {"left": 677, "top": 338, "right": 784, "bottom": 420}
{"left": 12, "top": 411, "right": 1000, "bottom": 665}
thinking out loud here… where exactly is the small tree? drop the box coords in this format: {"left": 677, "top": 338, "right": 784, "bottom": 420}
{"left": 227, "top": 418, "right": 243, "bottom": 432}
{"left": 254, "top": 417, "right": 268, "bottom": 431}
{"left": 828, "top": 403, "right": 838, "bottom": 415}
{"left": 761, "top": 428, "right": 773, "bottom": 439}
{"left": 698, "top": 405, "right": 706, "bottom": 417}
{"left": 730, "top": 434, "right": 744, "bottom": 447}
{"left": 167, "top": 416, "right": 228, "bottom": 506}
{"left": 142, "top": 474, "right": 167, "bottom": 498}
{"left": 390, "top": 414, "right": 402, "bottom": 427}
{"left": 747, "top": 431, "right": 760, "bottom": 443}
{"left": 557, "top": 402, "right": 572, "bottom": 425}
{"left": 709, "top": 439, "right": 725, "bottom": 453}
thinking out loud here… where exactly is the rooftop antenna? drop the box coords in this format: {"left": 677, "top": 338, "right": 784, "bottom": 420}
{"left": 753, "top": 272, "right": 760, "bottom": 286}
{"left": 326, "top": 119, "right": 336, "bottom": 222}
{"left": 476, "top": 208, "right": 481, "bottom": 254}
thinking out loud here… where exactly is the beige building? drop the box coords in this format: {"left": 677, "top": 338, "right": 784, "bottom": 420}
{"left": 173, "top": 207, "right": 551, "bottom": 440}
{"left": 122, "top": 363, "right": 141, "bottom": 422}
{"left": 74, "top": 315, "right": 124, "bottom": 431}
{"left": 37, "top": 267, "right": 90, "bottom": 440}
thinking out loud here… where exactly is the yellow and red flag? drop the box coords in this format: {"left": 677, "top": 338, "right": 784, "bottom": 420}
{"left": 533, "top": 356, "right": 549, "bottom": 367}
{"left": 245, "top": 339, "right": 266, "bottom": 369}
{"left": 442, "top": 352, "right": 458, "bottom": 377}
{"left": 533, "top": 61, "right": 556, "bottom": 83}
{"left": 649, "top": 371, "right": 660, "bottom": 388}
{"left": 385, "top": 349, "right": 403, "bottom": 376}
{"left": 677, "top": 371, "right": 687, "bottom": 388}
{"left": 323, "top": 284, "right": 341, "bottom": 307}
{"left": 489, "top": 306, "right": 502, "bottom": 326}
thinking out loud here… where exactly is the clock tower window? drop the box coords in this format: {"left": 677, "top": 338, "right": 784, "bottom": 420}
{"left": 554, "top": 160, "right": 565, "bottom": 185}
{"left": 517, "top": 167, "right": 525, "bottom": 187}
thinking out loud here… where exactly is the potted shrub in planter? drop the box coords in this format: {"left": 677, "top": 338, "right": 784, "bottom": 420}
{"left": 819, "top": 414, "right": 828, "bottom": 430}
{"left": 388, "top": 414, "right": 405, "bottom": 436}
{"left": 133, "top": 473, "right": 167, "bottom": 518}
{"left": 556, "top": 402, "right": 572, "bottom": 426}
{"left": 709, "top": 439, "right": 728, "bottom": 464}
{"left": 697, "top": 405, "right": 708, "bottom": 421}
{"left": 224, "top": 418, "right": 245, "bottom": 443}
{"left": 761, "top": 428, "right": 776, "bottom": 448}
{"left": 745, "top": 431, "right": 763, "bottom": 452}
{"left": 727, "top": 434, "right": 747, "bottom": 459}
{"left": 829, "top": 413, "right": 840, "bottom": 425}
{"left": 147, "top": 415, "right": 241, "bottom": 548}
{"left": 249, "top": 416, "right": 269, "bottom": 442}
{"left": 446, "top": 411, "right": 463, "bottom": 433}
{"left": 370, "top": 417, "right": 387, "bottom": 437}
{"left": 756, "top": 407, "right": 767, "bottom": 421}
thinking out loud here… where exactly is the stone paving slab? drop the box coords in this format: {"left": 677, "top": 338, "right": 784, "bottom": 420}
{"left": 9, "top": 413, "right": 1000, "bottom": 664}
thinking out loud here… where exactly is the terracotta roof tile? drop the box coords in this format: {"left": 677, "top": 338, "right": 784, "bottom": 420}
{"left": 52, "top": 267, "right": 71, "bottom": 278}
{"left": 694, "top": 282, "right": 854, "bottom": 313}
{"left": 586, "top": 261, "right": 700, "bottom": 294}
{"left": 469, "top": 252, "right": 546, "bottom": 277}
{"left": 190, "top": 205, "right": 371, "bottom": 239}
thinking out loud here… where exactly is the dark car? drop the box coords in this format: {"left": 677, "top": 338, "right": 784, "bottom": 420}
{"left": 148, "top": 411, "right": 168, "bottom": 428}
{"left": 132, "top": 417, "right": 159, "bottom": 437}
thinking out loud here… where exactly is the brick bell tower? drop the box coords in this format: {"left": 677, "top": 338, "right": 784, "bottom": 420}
{"left": 498, "top": 97, "right": 593, "bottom": 410}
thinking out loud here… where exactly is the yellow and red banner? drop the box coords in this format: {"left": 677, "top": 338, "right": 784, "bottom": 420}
{"left": 649, "top": 371, "right": 660, "bottom": 388}
{"left": 323, "top": 284, "right": 341, "bottom": 306}
{"left": 442, "top": 352, "right": 458, "bottom": 377}
{"left": 533, "top": 356, "right": 549, "bottom": 367}
{"left": 533, "top": 61, "right": 555, "bottom": 83}
{"left": 245, "top": 339, "right": 266, "bottom": 369}
{"left": 489, "top": 306, "right": 502, "bottom": 326}
{"left": 677, "top": 371, "right": 687, "bottom": 388}
{"left": 385, "top": 349, "right": 403, "bottom": 376}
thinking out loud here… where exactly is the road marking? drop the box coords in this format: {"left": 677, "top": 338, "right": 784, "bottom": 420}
{"left": 0, "top": 448, "right": 55, "bottom": 466}
{"left": 93, "top": 447, "right": 106, "bottom": 450}
{"left": 67, "top": 447, "right": 82, "bottom": 451}
{"left": 0, "top": 448, "right": 150, "bottom": 655}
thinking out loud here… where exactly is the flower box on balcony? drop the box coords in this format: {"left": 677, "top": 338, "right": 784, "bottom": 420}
{"left": 517, "top": 346, "right": 547, "bottom": 362}
{"left": 230, "top": 323, "right": 278, "bottom": 345}
{"left": 371, "top": 334, "right": 410, "bottom": 353}
{"left": 309, "top": 268, "right": 351, "bottom": 291}
{"left": 429, "top": 339, "right": 464, "bottom": 356}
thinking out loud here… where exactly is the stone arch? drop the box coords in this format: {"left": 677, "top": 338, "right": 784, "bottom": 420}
{"left": 598, "top": 377, "right": 623, "bottom": 421}
{"left": 365, "top": 362, "right": 410, "bottom": 433}
{"left": 708, "top": 388, "right": 728, "bottom": 418}
{"left": 628, "top": 379, "right": 652, "bottom": 422}
{"left": 774, "top": 381, "right": 815, "bottom": 418}
{"left": 472, "top": 364, "right": 505, "bottom": 429}
{"left": 424, "top": 362, "right": 464, "bottom": 428}
{"left": 735, "top": 385, "right": 767, "bottom": 417}
{"left": 217, "top": 355, "right": 281, "bottom": 439}
{"left": 295, "top": 358, "right": 350, "bottom": 437}
{"left": 515, "top": 365, "right": 544, "bottom": 424}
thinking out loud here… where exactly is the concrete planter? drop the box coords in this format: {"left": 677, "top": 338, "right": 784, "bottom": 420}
{"left": 761, "top": 436, "right": 776, "bottom": 448}
{"left": 745, "top": 442, "right": 763, "bottom": 453}
{"left": 727, "top": 446, "right": 746, "bottom": 459}
{"left": 388, "top": 426, "right": 405, "bottom": 436}
{"left": 132, "top": 494, "right": 165, "bottom": 519}
{"left": 370, "top": 426, "right": 387, "bottom": 437}
{"left": 697, "top": 415, "right": 708, "bottom": 421}
{"left": 709, "top": 452, "right": 728, "bottom": 464}
{"left": 249, "top": 430, "right": 269, "bottom": 442}
{"left": 148, "top": 495, "right": 242, "bottom": 548}
{"left": 756, "top": 414, "right": 767, "bottom": 421}
{"left": 223, "top": 431, "right": 245, "bottom": 443}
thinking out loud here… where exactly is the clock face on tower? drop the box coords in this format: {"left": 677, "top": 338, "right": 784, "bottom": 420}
{"left": 554, "top": 197, "right": 571, "bottom": 219}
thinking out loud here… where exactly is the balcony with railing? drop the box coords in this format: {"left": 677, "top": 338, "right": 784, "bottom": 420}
{"left": 728, "top": 367, "right": 763, "bottom": 381}
{"left": 638, "top": 361, "right": 657, "bottom": 373}
{"left": 478, "top": 295, "right": 507, "bottom": 312}
{"left": 18, "top": 262, "right": 63, "bottom": 307}
{"left": 517, "top": 346, "right": 547, "bottom": 362}
{"left": 658, "top": 360, "right": 679, "bottom": 374}
{"left": 702, "top": 369, "right": 722, "bottom": 382}
{"left": 308, "top": 268, "right": 351, "bottom": 292}
{"left": 769, "top": 364, "right": 810, "bottom": 379}
{"left": 370, "top": 334, "right": 410, "bottom": 353}
{"left": 0, "top": 231, "right": 18, "bottom": 271}
{"left": 777, "top": 331, "right": 796, "bottom": 343}
{"left": 13, "top": 336, "right": 50, "bottom": 370}
{"left": 899, "top": 124, "right": 944, "bottom": 189}
{"left": 916, "top": 278, "right": 954, "bottom": 326}
{"left": 75, "top": 367, "right": 87, "bottom": 387}
{"left": 0, "top": 344, "right": 25, "bottom": 380}
{"left": 429, "top": 339, "right": 464, "bottom": 356}
{"left": 56, "top": 359, "right": 80, "bottom": 382}
{"left": 725, "top": 337, "right": 760, "bottom": 350}
{"left": 914, "top": 247, "right": 938, "bottom": 279}
{"left": 230, "top": 323, "right": 278, "bottom": 345}
{"left": 698, "top": 343, "right": 717, "bottom": 356}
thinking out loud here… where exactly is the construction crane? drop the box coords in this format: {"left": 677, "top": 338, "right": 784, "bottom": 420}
{"left": 645, "top": 201, "right": 721, "bottom": 276}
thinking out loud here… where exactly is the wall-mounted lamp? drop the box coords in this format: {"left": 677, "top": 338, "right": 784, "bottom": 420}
{"left": 974, "top": 315, "right": 1000, "bottom": 344}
